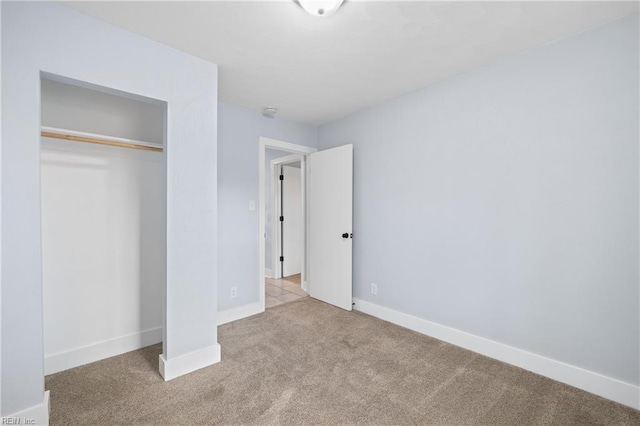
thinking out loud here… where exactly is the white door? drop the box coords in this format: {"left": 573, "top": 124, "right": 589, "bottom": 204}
{"left": 281, "top": 165, "right": 302, "bottom": 277}
{"left": 308, "top": 144, "right": 353, "bottom": 311}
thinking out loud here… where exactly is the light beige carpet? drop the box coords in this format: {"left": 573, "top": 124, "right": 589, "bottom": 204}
{"left": 46, "top": 298, "right": 640, "bottom": 425}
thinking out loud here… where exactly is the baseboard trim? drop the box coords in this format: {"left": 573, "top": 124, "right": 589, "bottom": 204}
{"left": 44, "top": 327, "right": 162, "bottom": 375}
{"left": 159, "top": 343, "right": 221, "bottom": 381}
{"left": 353, "top": 298, "right": 639, "bottom": 409}
{"left": 4, "top": 390, "right": 50, "bottom": 425}
{"left": 265, "top": 268, "right": 273, "bottom": 279}
{"left": 218, "top": 302, "right": 264, "bottom": 325}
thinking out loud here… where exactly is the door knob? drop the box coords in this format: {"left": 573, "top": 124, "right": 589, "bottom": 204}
{"left": 342, "top": 233, "right": 349, "bottom": 239}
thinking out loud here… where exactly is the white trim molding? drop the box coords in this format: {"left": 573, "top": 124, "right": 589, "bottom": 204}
{"left": 353, "top": 298, "right": 640, "bottom": 409}
{"left": 218, "top": 302, "right": 264, "bottom": 326}
{"left": 3, "top": 391, "right": 50, "bottom": 426}
{"left": 265, "top": 268, "right": 274, "bottom": 279}
{"left": 44, "top": 327, "right": 162, "bottom": 375}
{"left": 159, "top": 344, "right": 221, "bottom": 381}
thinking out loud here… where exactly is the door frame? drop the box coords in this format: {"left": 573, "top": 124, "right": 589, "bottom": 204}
{"left": 258, "top": 137, "right": 316, "bottom": 311}
{"left": 270, "top": 154, "right": 304, "bottom": 280}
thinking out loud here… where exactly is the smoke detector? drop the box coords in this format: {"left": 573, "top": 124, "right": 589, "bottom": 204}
{"left": 263, "top": 107, "right": 278, "bottom": 117}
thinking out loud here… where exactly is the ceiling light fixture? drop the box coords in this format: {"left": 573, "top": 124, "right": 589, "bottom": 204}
{"left": 296, "top": 0, "right": 345, "bottom": 18}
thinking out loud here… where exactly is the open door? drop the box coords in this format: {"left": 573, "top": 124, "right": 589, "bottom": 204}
{"left": 281, "top": 165, "right": 303, "bottom": 277}
{"left": 308, "top": 144, "right": 353, "bottom": 311}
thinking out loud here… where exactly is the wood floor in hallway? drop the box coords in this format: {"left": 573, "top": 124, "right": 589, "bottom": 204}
{"left": 265, "top": 273, "right": 308, "bottom": 308}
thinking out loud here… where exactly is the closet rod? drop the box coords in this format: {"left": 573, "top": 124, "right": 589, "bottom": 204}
{"left": 41, "top": 130, "right": 163, "bottom": 152}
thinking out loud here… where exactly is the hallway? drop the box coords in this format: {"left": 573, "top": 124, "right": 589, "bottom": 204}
{"left": 265, "top": 274, "right": 308, "bottom": 308}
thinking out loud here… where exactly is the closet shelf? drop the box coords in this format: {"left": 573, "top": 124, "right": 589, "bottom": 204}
{"left": 41, "top": 126, "right": 163, "bottom": 152}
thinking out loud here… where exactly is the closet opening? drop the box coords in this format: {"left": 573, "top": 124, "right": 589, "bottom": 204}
{"left": 40, "top": 73, "right": 167, "bottom": 374}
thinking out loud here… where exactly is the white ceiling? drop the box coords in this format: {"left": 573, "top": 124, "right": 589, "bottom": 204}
{"left": 62, "top": 1, "right": 638, "bottom": 125}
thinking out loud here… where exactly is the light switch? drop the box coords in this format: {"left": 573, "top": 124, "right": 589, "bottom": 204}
{"left": 249, "top": 200, "right": 256, "bottom": 211}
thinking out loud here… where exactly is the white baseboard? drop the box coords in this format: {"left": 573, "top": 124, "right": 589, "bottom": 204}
{"left": 265, "top": 268, "right": 273, "bottom": 279}
{"left": 353, "top": 298, "right": 640, "bottom": 409}
{"left": 45, "top": 327, "right": 162, "bottom": 375}
{"left": 4, "top": 390, "right": 50, "bottom": 425}
{"left": 218, "top": 302, "right": 264, "bottom": 325}
{"left": 159, "top": 343, "right": 221, "bottom": 381}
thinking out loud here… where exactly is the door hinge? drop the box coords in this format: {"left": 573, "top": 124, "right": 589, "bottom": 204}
{"left": 279, "top": 216, "right": 284, "bottom": 222}
{"left": 279, "top": 174, "right": 284, "bottom": 181}
{"left": 280, "top": 256, "right": 284, "bottom": 262}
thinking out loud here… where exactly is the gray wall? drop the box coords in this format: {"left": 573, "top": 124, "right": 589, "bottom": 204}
{"left": 0, "top": 2, "right": 3, "bottom": 411}
{"left": 318, "top": 13, "right": 639, "bottom": 385}
{"left": 2, "top": 2, "right": 218, "bottom": 414}
{"left": 218, "top": 103, "right": 316, "bottom": 311}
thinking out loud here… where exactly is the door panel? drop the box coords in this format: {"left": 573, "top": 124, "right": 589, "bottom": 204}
{"left": 282, "top": 165, "right": 302, "bottom": 277}
{"left": 308, "top": 144, "right": 353, "bottom": 311}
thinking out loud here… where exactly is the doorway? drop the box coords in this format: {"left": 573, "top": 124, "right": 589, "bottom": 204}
{"left": 258, "top": 138, "right": 354, "bottom": 314}
{"left": 266, "top": 153, "right": 306, "bottom": 308}
{"left": 258, "top": 138, "right": 316, "bottom": 312}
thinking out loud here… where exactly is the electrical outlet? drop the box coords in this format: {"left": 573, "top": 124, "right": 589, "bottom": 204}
{"left": 371, "top": 283, "right": 378, "bottom": 296}
{"left": 230, "top": 287, "right": 238, "bottom": 299}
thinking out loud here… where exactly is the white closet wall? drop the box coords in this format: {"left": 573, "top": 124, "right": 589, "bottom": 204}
{"left": 40, "top": 78, "right": 166, "bottom": 374}
{"left": 41, "top": 79, "right": 164, "bottom": 143}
